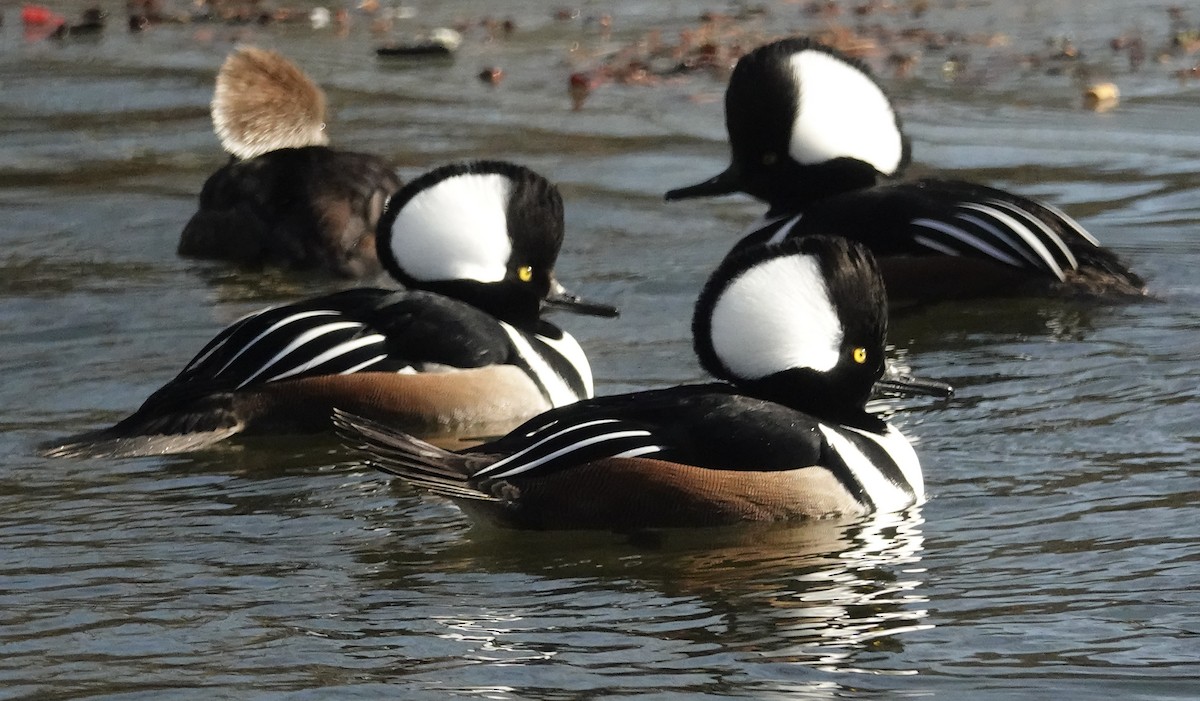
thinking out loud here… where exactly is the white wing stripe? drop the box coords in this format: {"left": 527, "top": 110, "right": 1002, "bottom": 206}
{"left": 911, "top": 235, "right": 962, "bottom": 257}
{"left": 767, "top": 214, "right": 803, "bottom": 245}
{"left": 1034, "top": 200, "right": 1100, "bottom": 246}
{"left": 476, "top": 419, "right": 623, "bottom": 476}
{"left": 958, "top": 202, "right": 1066, "bottom": 279}
{"left": 213, "top": 310, "right": 341, "bottom": 377}
{"left": 257, "top": 334, "right": 387, "bottom": 384}
{"left": 235, "top": 321, "right": 365, "bottom": 387}
{"left": 953, "top": 212, "right": 1045, "bottom": 269}
{"left": 911, "top": 219, "right": 1023, "bottom": 267}
{"left": 740, "top": 212, "right": 792, "bottom": 239}
{"left": 984, "top": 198, "right": 1079, "bottom": 269}
{"left": 613, "top": 445, "right": 664, "bottom": 459}
{"left": 182, "top": 307, "right": 271, "bottom": 373}
{"left": 344, "top": 355, "right": 388, "bottom": 375}
{"left": 486, "top": 429, "right": 654, "bottom": 480}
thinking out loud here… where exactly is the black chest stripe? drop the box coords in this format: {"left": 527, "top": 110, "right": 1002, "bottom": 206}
{"left": 496, "top": 323, "right": 589, "bottom": 406}
{"left": 818, "top": 424, "right": 916, "bottom": 511}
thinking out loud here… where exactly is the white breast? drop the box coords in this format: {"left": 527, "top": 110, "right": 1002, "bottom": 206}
{"left": 818, "top": 423, "right": 923, "bottom": 512}
{"left": 497, "top": 322, "right": 593, "bottom": 406}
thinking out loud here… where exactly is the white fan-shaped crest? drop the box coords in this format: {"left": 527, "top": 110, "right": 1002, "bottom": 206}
{"left": 388, "top": 173, "right": 513, "bottom": 283}
{"left": 709, "top": 253, "right": 843, "bottom": 379}
{"left": 788, "top": 50, "right": 904, "bottom": 175}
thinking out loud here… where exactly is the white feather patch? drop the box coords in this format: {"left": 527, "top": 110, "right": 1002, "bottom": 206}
{"left": 819, "top": 424, "right": 922, "bottom": 511}
{"left": 388, "top": 173, "right": 513, "bottom": 283}
{"left": 536, "top": 328, "right": 594, "bottom": 399}
{"left": 498, "top": 322, "right": 588, "bottom": 407}
{"left": 788, "top": 50, "right": 904, "bottom": 175}
{"left": 709, "top": 254, "right": 842, "bottom": 379}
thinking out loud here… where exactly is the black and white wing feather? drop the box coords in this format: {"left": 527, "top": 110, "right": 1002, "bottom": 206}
{"left": 906, "top": 181, "right": 1085, "bottom": 280}
{"left": 344, "top": 384, "right": 838, "bottom": 486}
{"left": 750, "top": 179, "right": 1109, "bottom": 282}
{"left": 177, "top": 298, "right": 391, "bottom": 390}
{"left": 149, "top": 288, "right": 516, "bottom": 405}
{"left": 469, "top": 417, "right": 667, "bottom": 481}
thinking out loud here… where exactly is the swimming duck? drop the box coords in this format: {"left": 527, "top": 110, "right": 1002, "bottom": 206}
{"left": 178, "top": 46, "right": 401, "bottom": 278}
{"left": 45, "top": 161, "right": 617, "bottom": 458}
{"left": 666, "top": 37, "right": 1146, "bottom": 302}
{"left": 338, "top": 235, "right": 947, "bottom": 530}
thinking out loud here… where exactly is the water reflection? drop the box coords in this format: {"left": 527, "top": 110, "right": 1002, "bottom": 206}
{"left": 4, "top": 1, "right": 1199, "bottom": 696}
{"left": 891, "top": 296, "right": 1128, "bottom": 349}
{"left": 356, "top": 507, "right": 929, "bottom": 683}
{"left": 645, "top": 509, "right": 931, "bottom": 674}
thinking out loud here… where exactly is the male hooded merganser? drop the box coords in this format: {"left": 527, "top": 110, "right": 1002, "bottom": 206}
{"left": 337, "top": 235, "right": 948, "bottom": 530}
{"left": 44, "top": 161, "right": 618, "bottom": 458}
{"left": 178, "top": 46, "right": 401, "bottom": 278}
{"left": 665, "top": 37, "right": 1146, "bottom": 302}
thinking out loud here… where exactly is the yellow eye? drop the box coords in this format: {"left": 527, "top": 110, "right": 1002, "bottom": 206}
{"left": 518, "top": 265, "right": 533, "bottom": 282}
{"left": 853, "top": 347, "right": 867, "bottom": 364}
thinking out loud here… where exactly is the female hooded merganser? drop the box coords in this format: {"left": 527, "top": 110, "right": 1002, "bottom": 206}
{"left": 665, "top": 37, "right": 1146, "bottom": 302}
{"left": 178, "top": 46, "right": 401, "bottom": 278}
{"left": 337, "top": 235, "right": 948, "bottom": 530}
{"left": 45, "top": 161, "right": 618, "bottom": 458}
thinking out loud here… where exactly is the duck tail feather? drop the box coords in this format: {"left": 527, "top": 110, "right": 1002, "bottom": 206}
{"left": 332, "top": 409, "right": 500, "bottom": 501}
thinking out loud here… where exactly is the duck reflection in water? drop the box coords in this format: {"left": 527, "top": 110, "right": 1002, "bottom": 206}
{"left": 354, "top": 506, "right": 929, "bottom": 680}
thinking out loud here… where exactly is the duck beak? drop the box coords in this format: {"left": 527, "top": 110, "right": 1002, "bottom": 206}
{"left": 664, "top": 165, "right": 743, "bottom": 201}
{"left": 874, "top": 363, "right": 954, "bottom": 399}
{"left": 543, "top": 279, "right": 619, "bottom": 318}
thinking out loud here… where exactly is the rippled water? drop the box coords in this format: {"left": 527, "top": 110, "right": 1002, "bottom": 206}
{"left": 2, "top": 1, "right": 1198, "bottom": 698}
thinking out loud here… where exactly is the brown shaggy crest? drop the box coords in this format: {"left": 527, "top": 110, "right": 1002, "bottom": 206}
{"left": 212, "top": 46, "right": 329, "bottom": 159}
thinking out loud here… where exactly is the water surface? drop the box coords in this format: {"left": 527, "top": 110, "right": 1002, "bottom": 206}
{"left": 1, "top": 1, "right": 1198, "bottom": 698}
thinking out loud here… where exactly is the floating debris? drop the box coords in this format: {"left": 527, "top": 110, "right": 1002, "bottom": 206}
{"left": 478, "top": 66, "right": 505, "bottom": 85}
{"left": 51, "top": 6, "right": 106, "bottom": 37}
{"left": 376, "top": 27, "right": 462, "bottom": 57}
{"left": 569, "top": 71, "right": 594, "bottom": 110}
{"left": 1083, "top": 82, "right": 1119, "bottom": 111}
{"left": 310, "top": 6, "right": 330, "bottom": 28}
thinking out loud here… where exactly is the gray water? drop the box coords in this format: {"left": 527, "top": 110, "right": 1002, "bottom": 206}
{"left": 2, "top": 1, "right": 1198, "bottom": 698}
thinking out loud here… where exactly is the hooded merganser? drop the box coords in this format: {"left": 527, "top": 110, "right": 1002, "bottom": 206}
{"left": 44, "top": 161, "right": 618, "bottom": 458}
{"left": 666, "top": 37, "right": 1147, "bottom": 302}
{"left": 337, "top": 235, "right": 948, "bottom": 530}
{"left": 178, "top": 46, "right": 401, "bottom": 278}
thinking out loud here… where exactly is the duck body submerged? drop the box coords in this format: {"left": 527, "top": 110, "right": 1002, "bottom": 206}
{"left": 178, "top": 46, "right": 400, "bottom": 278}
{"left": 180, "top": 146, "right": 399, "bottom": 278}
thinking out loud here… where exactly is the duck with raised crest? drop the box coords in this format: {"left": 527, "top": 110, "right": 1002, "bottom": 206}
{"left": 337, "top": 235, "right": 947, "bottom": 530}
{"left": 45, "top": 161, "right": 617, "bottom": 458}
{"left": 666, "top": 37, "right": 1146, "bottom": 302}
{"left": 178, "top": 46, "right": 401, "bottom": 278}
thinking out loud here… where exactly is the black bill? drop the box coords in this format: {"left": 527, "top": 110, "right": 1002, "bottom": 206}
{"left": 543, "top": 279, "right": 619, "bottom": 318}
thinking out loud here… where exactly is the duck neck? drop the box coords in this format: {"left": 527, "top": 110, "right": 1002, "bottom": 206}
{"left": 740, "top": 371, "right": 885, "bottom": 434}
{"left": 418, "top": 279, "right": 542, "bottom": 332}
{"left": 759, "top": 158, "right": 883, "bottom": 216}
